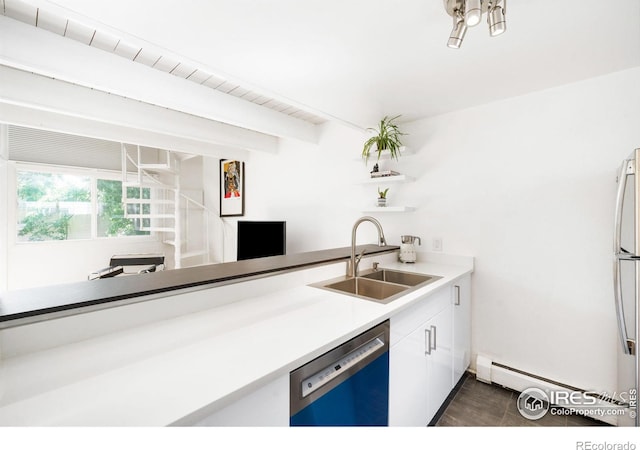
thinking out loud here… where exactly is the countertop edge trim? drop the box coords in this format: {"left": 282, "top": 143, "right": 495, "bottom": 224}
{"left": 0, "top": 245, "right": 399, "bottom": 328}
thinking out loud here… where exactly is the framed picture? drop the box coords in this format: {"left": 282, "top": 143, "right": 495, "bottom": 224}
{"left": 220, "top": 159, "right": 245, "bottom": 217}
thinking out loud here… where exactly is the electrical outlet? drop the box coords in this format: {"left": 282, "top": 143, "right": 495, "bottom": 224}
{"left": 432, "top": 238, "right": 443, "bottom": 252}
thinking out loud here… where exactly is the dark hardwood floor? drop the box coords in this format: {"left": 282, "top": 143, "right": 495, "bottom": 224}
{"left": 435, "top": 373, "right": 609, "bottom": 427}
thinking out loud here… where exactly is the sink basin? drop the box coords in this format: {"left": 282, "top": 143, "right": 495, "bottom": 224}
{"left": 311, "top": 268, "right": 442, "bottom": 304}
{"left": 360, "top": 269, "right": 441, "bottom": 287}
{"left": 322, "top": 277, "right": 408, "bottom": 301}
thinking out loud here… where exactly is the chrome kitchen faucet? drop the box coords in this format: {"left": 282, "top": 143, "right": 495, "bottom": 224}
{"left": 349, "top": 216, "right": 387, "bottom": 278}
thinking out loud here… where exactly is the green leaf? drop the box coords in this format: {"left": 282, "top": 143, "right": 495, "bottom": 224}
{"left": 378, "top": 187, "right": 389, "bottom": 198}
{"left": 361, "top": 115, "right": 407, "bottom": 163}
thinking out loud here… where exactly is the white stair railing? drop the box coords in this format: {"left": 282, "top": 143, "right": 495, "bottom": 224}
{"left": 173, "top": 156, "right": 181, "bottom": 267}
{"left": 120, "top": 143, "right": 219, "bottom": 269}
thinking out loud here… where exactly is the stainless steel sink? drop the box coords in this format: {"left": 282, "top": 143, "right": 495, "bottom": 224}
{"left": 360, "top": 269, "right": 440, "bottom": 287}
{"left": 311, "top": 268, "right": 442, "bottom": 304}
{"left": 322, "top": 277, "right": 409, "bottom": 301}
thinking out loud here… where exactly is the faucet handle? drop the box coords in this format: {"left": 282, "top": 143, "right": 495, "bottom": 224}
{"left": 353, "top": 249, "right": 366, "bottom": 278}
{"left": 372, "top": 262, "right": 379, "bottom": 271}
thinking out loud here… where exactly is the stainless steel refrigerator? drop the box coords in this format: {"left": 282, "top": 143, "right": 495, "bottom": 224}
{"left": 614, "top": 149, "right": 640, "bottom": 427}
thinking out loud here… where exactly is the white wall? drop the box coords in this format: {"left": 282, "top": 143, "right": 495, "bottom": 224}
{"left": 239, "top": 68, "right": 640, "bottom": 393}
{"left": 201, "top": 122, "right": 372, "bottom": 264}
{"left": 201, "top": 156, "right": 225, "bottom": 262}
{"left": 201, "top": 120, "right": 374, "bottom": 263}
{"left": 385, "top": 68, "right": 640, "bottom": 392}
{"left": 246, "top": 121, "right": 372, "bottom": 254}
{"left": 7, "top": 237, "right": 165, "bottom": 290}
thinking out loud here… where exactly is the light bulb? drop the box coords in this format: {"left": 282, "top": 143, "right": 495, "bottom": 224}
{"left": 447, "top": 14, "right": 468, "bottom": 49}
{"left": 464, "top": 0, "right": 482, "bottom": 27}
{"left": 488, "top": 4, "right": 506, "bottom": 36}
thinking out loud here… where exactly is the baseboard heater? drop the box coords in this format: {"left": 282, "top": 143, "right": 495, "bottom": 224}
{"left": 476, "top": 355, "right": 622, "bottom": 425}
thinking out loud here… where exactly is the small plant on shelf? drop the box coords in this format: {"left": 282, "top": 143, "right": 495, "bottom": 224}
{"left": 378, "top": 187, "right": 389, "bottom": 207}
{"left": 362, "top": 115, "right": 406, "bottom": 164}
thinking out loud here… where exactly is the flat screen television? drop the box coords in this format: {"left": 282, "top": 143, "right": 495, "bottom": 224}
{"left": 237, "top": 221, "right": 286, "bottom": 261}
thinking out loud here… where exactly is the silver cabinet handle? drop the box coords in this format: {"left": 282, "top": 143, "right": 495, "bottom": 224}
{"left": 613, "top": 159, "right": 636, "bottom": 355}
{"left": 454, "top": 285, "right": 461, "bottom": 306}
{"left": 424, "top": 328, "right": 432, "bottom": 355}
{"left": 431, "top": 325, "right": 437, "bottom": 351}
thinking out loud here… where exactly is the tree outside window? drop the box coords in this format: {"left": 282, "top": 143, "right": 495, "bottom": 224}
{"left": 17, "top": 171, "right": 91, "bottom": 241}
{"left": 17, "top": 170, "right": 150, "bottom": 242}
{"left": 97, "top": 180, "right": 150, "bottom": 237}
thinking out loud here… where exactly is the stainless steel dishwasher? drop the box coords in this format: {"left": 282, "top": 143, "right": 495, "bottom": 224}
{"left": 289, "top": 320, "right": 390, "bottom": 426}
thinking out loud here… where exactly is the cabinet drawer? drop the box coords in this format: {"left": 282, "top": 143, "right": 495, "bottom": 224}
{"left": 390, "top": 286, "right": 451, "bottom": 347}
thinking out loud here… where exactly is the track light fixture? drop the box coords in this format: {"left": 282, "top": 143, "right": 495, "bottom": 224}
{"left": 444, "top": 0, "right": 507, "bottom": 49}
{"left": 464, "top": 0, "right": 483, "bottom": 27}
{"left": 488, "top": 2, "right": 506, "bottom": 36}
{"left": 447, "top": 10, "right": 467, "bottom": 49}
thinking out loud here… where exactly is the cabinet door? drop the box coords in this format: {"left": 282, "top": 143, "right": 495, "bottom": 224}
{"left": 425, "top": 304, "right": 453, "bottom": 423}
{"left": 452, "top": 274, "right": 471, "bottom": 384}
{"left": 390, "top": 293, "right": 454, "bottom": 425}
{"left": 388, "top": 324, "right": 429, "bottom": 426}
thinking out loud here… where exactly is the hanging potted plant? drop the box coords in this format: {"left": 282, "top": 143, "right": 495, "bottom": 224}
{"left": 377, "top": 187, "right": 389, "bottom": 207}
{"left": 362, "top": 115, "right": 406, "bottom": 164}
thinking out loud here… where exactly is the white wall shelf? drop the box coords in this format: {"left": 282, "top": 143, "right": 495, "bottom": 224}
{"left": 358, "top": 174, "right": 415, "bottom": 185}
{"left": 359, "top": 169, "right": 414, "bottom": 212}
{"left": 355, "top": 146, "right": 414, "bottom": 162}
{"left": 377, "top": 146, "right": 413, "bottom": 160}
{"left": 356, "top": 146, "right": 414, "bottom": 217}
{"left": 362, "top": 206, "right": 415, "bottom": 213}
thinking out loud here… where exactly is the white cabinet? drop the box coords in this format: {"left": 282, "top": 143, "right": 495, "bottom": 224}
{"left": 452, "top": 274, "right": 471, "bottom": 384}
{"left": 426, "top": 305, "right": 454, "bottom": 419}
{"left": 389, "top": 286, "right": 453, "bottom": 426}
{"left": 192, "top": 374, "right": 289, "bottom": 426}
{"left": 389, "top": 274, "right": 471, "bottom": 426}
{"left": 388, "top": 316, "right": 431, "bottom": 426}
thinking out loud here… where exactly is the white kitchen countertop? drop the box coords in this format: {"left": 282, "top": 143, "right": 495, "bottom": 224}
{"left": 0, "top": 256, "right": 472, "bottom": 426}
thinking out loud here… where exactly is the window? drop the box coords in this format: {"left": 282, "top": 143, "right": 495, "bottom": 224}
{"left": 97, "top": 180, "right": 150, "bottom": 237}
{"left": 17, "top": 171, "right": 91, "bottom": 241}
{"left": 16, "top": 166, "right": 150, "bottom": 242}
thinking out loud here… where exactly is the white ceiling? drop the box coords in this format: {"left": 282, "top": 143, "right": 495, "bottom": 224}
{"left": 1, "top": 0, "right": 329, "bottom": 129}
{"left": 13, "top": 0, "right": 640, "bottom": 128}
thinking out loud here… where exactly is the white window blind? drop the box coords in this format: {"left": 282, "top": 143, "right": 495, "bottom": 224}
{"left": 8, "top": 125, "right": 122, "bottom": 170}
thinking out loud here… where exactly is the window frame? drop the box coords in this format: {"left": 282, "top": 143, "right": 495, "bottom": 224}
{"left": 11, "top": 161, "right": 155, "bottom": 245}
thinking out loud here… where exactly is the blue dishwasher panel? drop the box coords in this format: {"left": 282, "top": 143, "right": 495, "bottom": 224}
{"left": 290, "top": 351, "right": 389, "bottom": 426}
